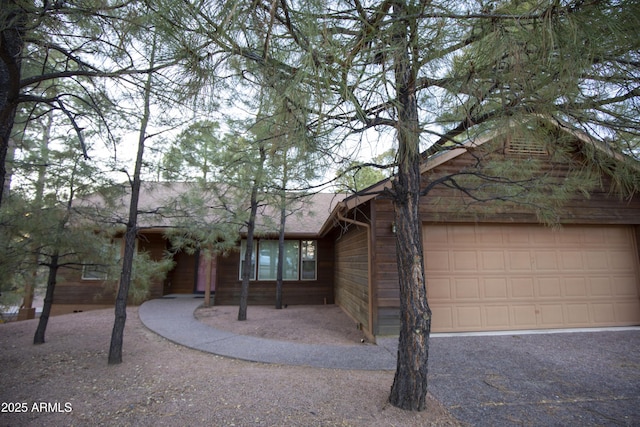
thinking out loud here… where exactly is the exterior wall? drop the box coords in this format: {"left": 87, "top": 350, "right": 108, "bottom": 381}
{"left": 334, "top": 224, "right": 370, "bottom": 331}
{"left": 368, "top": 146, "right": 640, "bottom": 335}
{"left": 53, "top": 268, "right": 117, "bottom": 307}
{"left": 370, "top": 200, "right": 400, "bottom": 335}
{"left": 53, "top": 232, "right": 171, "bottom": 315}
{"left": 165, "top": 250, "right": 197, "bottom": 294}
{"left": 139, "top": 233, "right": 171, "bottom": 298}
{"left": 419, "top": 146, "right": 640, "bottom": 225}
{"left": 54, "top": 232, "right": 336, "bottom": 314}
{"left": 214, "top": 237, "right": 335, "bottom": 306}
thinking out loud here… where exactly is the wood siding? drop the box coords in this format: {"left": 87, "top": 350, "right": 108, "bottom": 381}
{"left": 139, "top": 233, "right": 170, "bottom": 298}
{"left": 334, "top": 225, "right": 370, "bottom": 331}
{"left": 370, "top": 200, "right": 399, "bottom": 335}
{"left": 214, "top": 238, "right": 335, "bottom": 306}
{"left": 369, "top": 145, "right": 640, "bottom": 335}
{"left": 53, "top": 232, "right": 172, "bottom": 314}
{"left": 166, "top": 250, "right": 197, "bottom": 294}
{"left": 419, "top": 146, "right": 640, "bottom": 224}
{"left": 54, "top": 271, "right": 117, "bottom": 306}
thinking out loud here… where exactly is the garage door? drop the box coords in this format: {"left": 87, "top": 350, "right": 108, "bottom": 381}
{"left": 424, "top": 224, "right": 640, "bottom": 332}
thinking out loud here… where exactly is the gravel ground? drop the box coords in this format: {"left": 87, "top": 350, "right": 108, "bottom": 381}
{"left": 428, "top": 330, "right": 640, "bottom": 426}
{"left": 0, "top": 307, "right": 460, "bottom": 426}
{"left": 194, "top": 304, "right": 371, "bottom": 345}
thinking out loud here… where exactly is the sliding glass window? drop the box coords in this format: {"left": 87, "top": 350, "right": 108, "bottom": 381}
{"left": 239, "top": 239, "right": 315, "bottom": 281}
{"left": 258, "top": 240, "right": 299, "bottom": 280}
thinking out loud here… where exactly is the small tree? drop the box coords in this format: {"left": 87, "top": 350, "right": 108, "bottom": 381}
{"left": 107, "top": 26, "right": 183, "bottom": 364}
{"left": 161, "top": 117, "right": 271, "bottom": 321}
{"left": 161, "top": 121, "right": 223, "bottom": 182}
{"left": 270, "top": 132, "right": 320, "bottom": 310}
{"left": 1, "top": 133, "right": 114, "bottom": 343}
{"left": 160, "top": 121, "right": 247, "bottom": 307}
{"left": 0, "top": 2, "right": 167, "bottom": 206}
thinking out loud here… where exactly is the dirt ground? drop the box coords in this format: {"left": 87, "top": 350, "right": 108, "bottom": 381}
{"left": 0, "top": 306, "right": 461, "bottom": 426}
{"left": 194, "top": 304, "right": 371, "bottom": 345}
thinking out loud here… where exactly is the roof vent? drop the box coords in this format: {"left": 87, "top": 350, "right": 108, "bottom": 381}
{"left": 506, "top": 136, "right": 548, "bottom": 156}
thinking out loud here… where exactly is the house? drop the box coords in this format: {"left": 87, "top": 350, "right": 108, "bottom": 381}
{"left": 51, "top": 183, "right": 343, "bottom": 316}
{"left": 52, "top": 120, "right": 640, "bottom": 340}
{"left": 321, "top": 119, "right": 640, "bottom": 339}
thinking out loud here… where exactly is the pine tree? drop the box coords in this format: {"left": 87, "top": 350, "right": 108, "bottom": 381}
{"left": 153, "top": 0, "right": 640, "bottom": 410}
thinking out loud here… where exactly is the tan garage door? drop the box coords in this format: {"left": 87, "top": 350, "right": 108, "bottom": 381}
{"left": 424, "top": 224, "right": 640, "bottom": 332}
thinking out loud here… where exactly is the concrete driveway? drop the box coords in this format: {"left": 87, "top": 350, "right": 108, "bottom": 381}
{"left": 428, "top": 329, "right": 640, "bottom": 426}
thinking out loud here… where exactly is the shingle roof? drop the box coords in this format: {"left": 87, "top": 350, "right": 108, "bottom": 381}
{"left": 75, "top": 182, "right": 344, "bottom": 237}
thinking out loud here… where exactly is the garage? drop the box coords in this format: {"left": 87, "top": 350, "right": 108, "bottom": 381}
{"left": 424, "top": 224, "right": 640, "bottom": 332}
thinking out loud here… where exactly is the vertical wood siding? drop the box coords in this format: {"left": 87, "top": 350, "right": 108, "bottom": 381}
{"left": 334, "top": 226, "right": 370, "bottom": 330}
{"left": 138, "top": 233, "right": 170, "bottom": 298}
{"left": 370, "top": 200, "right": 401, "bottom": 335}
{"left": 166, "top": 250, "right": 197, "bottom": 294}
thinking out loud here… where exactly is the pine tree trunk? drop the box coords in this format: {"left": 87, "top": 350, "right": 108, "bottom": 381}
{"left": 238, "top": 146, "right": 266, "bottom": 321}
{"left": 387, "top": 0, "right": 431, "bottom": 411}
{"left": 0, "top": 3, "right": 25, "bottom": 205}
{"left": 33, "top": 252, "right": 60, "bottom": 344}
{"left": 276, "top": 154, "right": 289, "bottom": 310}
{"left": 107, "top": 36, "right": 156, "bottom": 364}
{"left": 387, "top": 162, "right": 431, "bottom": 410}
{"left": 108, "top": 225, "right": 137, "bottom": 364}
{"left": 238, "top": 216, "right": 255, "bottom": 321}
{"left": 275, "top": 198, "right": 286, "bottom": 309}
{"left": 203, "top": 247, "right": 213, "bottom": 308}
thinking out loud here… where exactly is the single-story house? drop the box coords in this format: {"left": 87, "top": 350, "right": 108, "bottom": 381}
{"left": 53, "top": 120, "right": 640, "bottom": 340}
{"left": 52, "top": 184, "right": 343, "bottom": 315}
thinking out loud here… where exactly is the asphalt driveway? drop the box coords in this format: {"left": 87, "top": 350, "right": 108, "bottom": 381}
{"left": 428, "top": 329, "right": 640, "bottom": 426}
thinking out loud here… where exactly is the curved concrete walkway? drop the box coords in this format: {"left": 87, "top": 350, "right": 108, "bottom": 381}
{"left": 139, "top": 295, "right": 398, "bottom": 370}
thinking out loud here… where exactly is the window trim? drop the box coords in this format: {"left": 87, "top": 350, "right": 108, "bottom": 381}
{"left": 300, "top": 240, "right": 317, "bottom": 281}
{"left": 238, "top": 239, "right": 317, "bottom": 281}
{"left": 81, "top": 265, "right": 109, "bottom": 281}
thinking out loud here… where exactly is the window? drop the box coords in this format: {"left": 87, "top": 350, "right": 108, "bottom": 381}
{"left": 258, "top": 240, "right": 299, "bottom": 280}
{"left": 301, "top": 240, "right": 317, "bottom": 280}
{"left": 239, "top": 239, "right": 317, "bottom": 281}
{"left": 81, "top": 264, "right": 109, "bottom": 280}
{"left": 82, "top": 239, "right": 122, "bottom": 280}
{"left": 239, "top": 240, "right": 257, "bottom": 280}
